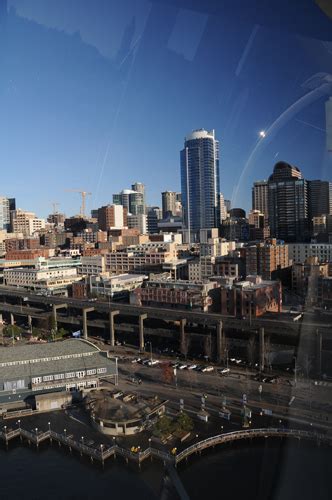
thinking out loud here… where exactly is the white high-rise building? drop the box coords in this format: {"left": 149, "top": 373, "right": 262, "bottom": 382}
{"left": 0, "top": 197, "right": 10, "bottom": 231}
{"left": 181, "top": 129, "right": 220, "bottom": 242}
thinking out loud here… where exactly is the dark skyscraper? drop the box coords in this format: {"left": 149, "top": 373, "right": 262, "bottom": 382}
{"left": 308, "top": 180, "right": 332, "bottom": 218}
{"left": 180, "top": 129, "right": 220, "bottom": 242}
{"left": 268, "top": 161, "right": 309, "bottom": 242}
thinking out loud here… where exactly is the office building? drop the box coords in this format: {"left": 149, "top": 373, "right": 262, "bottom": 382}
{"left": 308, "top": 180, "right": 332, "bottom": 218}
{"left": 0, "top": 197, "right": 10, "bottom": 231}
{"left": 245, "top": 239, "right": 289, "bottom": 280}
{"left": 161, "top": 191, "right": 177, "bottom": 218}
{"left": 113, "top": 185, "right": 145, "bottom": 216}
{"left": 219, "top": 193, "right": 227, "bottom": 221}
{"left": 11, "top": 209, "right": 45, "bottom": 237}
{"left": 220, "top": 275, "right": 282, "bottom": 318}
{"left": 326, "top": 96, "right": 332, "bottom": 152}
{"left": 131, "top": 278, "right": 219, "bottom": 312}
{"left": 268, "top": 161, "right": 309, "bottom": 242}
{"left": 127, "top": 213, "right": 147, "bottom": 234}
{"left": 146, "top": 206, "right": 163, "bottom": 234}
{"left": 288, "top": 243, "right": 332, "bottom": 263}
{"left": 97, "top": 204, "right": 127, "bottom": 231}
{"left": 180, "top": 129, "right": 220, "bottom": 242}
{"left": 252, "top": 180, "right": 269, "bottom": 218}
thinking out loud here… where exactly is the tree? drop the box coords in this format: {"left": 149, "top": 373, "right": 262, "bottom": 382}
{"left": 153, "top": 415, "right": 174, "bottom": 437}
{"left": 176, "top": 412, "right": 194, "bottom": 432}
{"left": 4, "top": 324, "right": 22, "bottom": 338}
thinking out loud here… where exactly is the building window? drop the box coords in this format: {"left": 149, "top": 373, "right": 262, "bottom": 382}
{"left": 43, "top": 375, "right": 53, "bottom": 382}
{"left": 97, "top": 367, "right": 107, "bottom": 374}
{"left": 32, "top": 377, "right": 42, "bottom": 384}
{"left": 76, "top": 371, "right": 86, "bottom": 378}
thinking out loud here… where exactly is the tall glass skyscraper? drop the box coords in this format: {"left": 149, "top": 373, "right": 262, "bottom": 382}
{"left": 0, "top": 197, "right": 10, "bottom": 231}
{"left": 180, "top": 129, "right": 220, "bottom": 242}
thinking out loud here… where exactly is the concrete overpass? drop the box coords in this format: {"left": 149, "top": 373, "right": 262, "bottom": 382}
{"left": 0, "top": 286, "right": 329, "bottom": 373}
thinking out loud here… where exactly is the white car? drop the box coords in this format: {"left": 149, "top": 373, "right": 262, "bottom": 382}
{"left": 178, "top": 364, "right": 188, "bottom": 370}
{"left": 131, "top": 357, "right": 141, "bottom": 364}
{"left": 147, "top": 359, "right": 160, "bottom": 366}
{"left": 187, "top": 364, "right": 197, "bottom": 370}
{"left": 202, "top": 366, "right": 214, "bottom": 373}
{"left": 219, "top": 368, "right": 230, "bottom": 375}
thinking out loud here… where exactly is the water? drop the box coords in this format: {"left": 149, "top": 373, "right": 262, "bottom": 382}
{"left": 0, "top": 440, "right": 330, "bottom": 499}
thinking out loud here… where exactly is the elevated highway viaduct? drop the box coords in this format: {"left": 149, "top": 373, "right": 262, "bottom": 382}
{"left": 0, "top": 287, "right": 329, "bottom": 374}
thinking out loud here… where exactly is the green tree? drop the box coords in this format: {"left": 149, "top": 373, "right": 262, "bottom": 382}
{"left": 56, "top": 328, "right": 67, "bottom": 338}
{"left": 153, "top": 415, "right": 174, "bottom": 437}
{"left": 4, "top": 325, "right": 22, "bottom": 338}
{"left": 176, "top": 412, "right": 194, "bottom": 432}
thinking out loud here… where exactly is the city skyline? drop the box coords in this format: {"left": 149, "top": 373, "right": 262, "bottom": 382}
{"left": 1, "top": 1, "right": 332, "bottom": 217}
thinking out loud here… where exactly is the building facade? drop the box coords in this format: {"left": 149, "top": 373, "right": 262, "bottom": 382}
{"left": 180, "top": 129, "right": 220, "bottom": 242}
{"left": 268, "top": 162, "right": 309, "bottom": 242}
{"left": 252, "top": 180, "right": 269, "bottom": 219}
{"left": 0, "top": 339, "right": 116, "bottom": 404}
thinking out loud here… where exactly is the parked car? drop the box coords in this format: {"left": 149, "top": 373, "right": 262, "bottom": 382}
{"left": 219, "top": 368, "right": 230, "bottom": 375}
{"left": 202, "top": 366, "right": 214, "bottom": 373}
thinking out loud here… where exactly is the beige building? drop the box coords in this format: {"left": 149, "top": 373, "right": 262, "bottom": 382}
{"left": 106, "top": 242, "right": 177, "bottom": 275}
{"left": 245, "top": 240, "right": 289, "bottom": 280}
{"left": 11, "top": 209, "right": 45, "bottom": 237}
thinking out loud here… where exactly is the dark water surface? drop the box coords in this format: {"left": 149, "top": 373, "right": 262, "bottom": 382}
{"left": 0, "top": 440, "right": 331, "bottom": 499}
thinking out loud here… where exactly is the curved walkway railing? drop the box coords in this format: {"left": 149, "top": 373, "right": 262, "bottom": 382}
{"left": 175, "top": 428, "right": 331, "bottom": 464}
{"left": 0, "top": 427, "right": 330, "bottom": 467}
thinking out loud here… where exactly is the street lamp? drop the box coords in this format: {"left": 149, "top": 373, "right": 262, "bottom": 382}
{"left": 81, "top": 436, "right": 84, "bottom": 444}
{"left": 35, "top": 427, "right": 38, "bottom": 435}
{"left": 48, "top": 422, "right": 51, "bottom": 431}
{"left": 148, "top": 438, "right": 152, "bottom": 448}
{"left": 4, "top": 425, "right": 7, "bottom": 434}
{"left": 17, "top": 420, "right": 21, "bottom": 430}
{"left": 64, "top": 428, "right": 67, "bottom": 438}
{"left": 100, "top": 444, "right": 104, "bottom": 453}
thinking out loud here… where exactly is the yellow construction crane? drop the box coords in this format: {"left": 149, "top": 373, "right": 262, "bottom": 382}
{"left": 65, "top": 189, "right": 92, "bottom": 217}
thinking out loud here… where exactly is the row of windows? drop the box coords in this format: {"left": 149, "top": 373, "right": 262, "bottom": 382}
{"left": 0, "top": 351, "right": 94, "bottom": 368}
{"left": 32, "top": 367, "right": 107, "bottom": 384}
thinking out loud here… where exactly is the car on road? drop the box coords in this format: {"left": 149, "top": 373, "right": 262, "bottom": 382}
{"left": 219, "top": 368, "right": 230, "bottom": 375}
{"left": 178, "top": 364, "right": 187, "bottom": 370}
{"left": 147, "top": 359, "right": 160, "bottom": 366}
{"left": 187, "top": 364, "right": 197, "bottom": 370}
{"left": 131, "top": 358, "right": 141, "bottom": 364}
{"left": 202, "top": 366, "right": 214, "bottom": 373}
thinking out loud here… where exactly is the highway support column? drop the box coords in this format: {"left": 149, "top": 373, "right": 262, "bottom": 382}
{"left": 259, "top": 327, "right": 265, "bottom": 372}
{"left": 139, "top": 314, "right": 147, "bottom": 351}
{"left": 82, "top": 307, "right": 94, "bottom": 339}
{"left": 52, "top": 304, "right": 68, "bottom": 332}
{"left": 216, "top": 320, "right": 224, "bottom": 364}
{"left": 180, "top": 319, "right": 187, "bottom": 356}
{"left": 316, "top": 329, "right": 322, "bottom": 378}
{"left": 109, "top": 310, "right": 119, "bottom": 347}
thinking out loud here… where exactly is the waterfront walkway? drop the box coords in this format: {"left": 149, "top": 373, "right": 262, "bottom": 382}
{"left": 0, "top": 426, "right": 330, "bottom": 467}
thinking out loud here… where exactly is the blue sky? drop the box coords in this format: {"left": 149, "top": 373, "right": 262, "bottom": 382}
{"left": 1, "top": 0, "right": 332, "bottom": 217}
